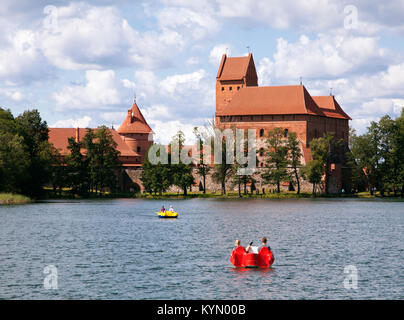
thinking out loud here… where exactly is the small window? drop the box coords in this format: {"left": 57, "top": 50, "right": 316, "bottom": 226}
{"left": 229, "top": 86, "right": 232, "bottom": 91}
{"left": 137, "top": 146, "right": 141, "bottom": 152}
{"left": 259, "top": 128, "right": 264, "bottom": 137}
{"left": 284, "top": 129, "right": 289, "bottom": 138}
{"left": 221, "top": 87, "right": 224, "bottom": 91}
{"left": 259, "top": 148, "right": 264, "bottom": 156}
{"left": 237, "top": 86, "right": 240, "bottom": 90}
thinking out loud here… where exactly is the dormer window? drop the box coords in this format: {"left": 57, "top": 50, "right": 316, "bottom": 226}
{"left": 137, "top": 146, "right": 141, "bottom": 152}
{"left": 229, "top": 86, "right": 232, "bottom": 91}
{"left": 284, "top": 129, "right": 289, "bottom": 138}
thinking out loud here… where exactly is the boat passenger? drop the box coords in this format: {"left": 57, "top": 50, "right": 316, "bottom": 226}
{"left": 161, "top": 205, "right": 166, "bottom": 212}
{"left": 169, "top": 204, "right": 174, "bottom": 212}
{"left": 245, "top": 241, "right": 254, "bottom": 253}
{"left": 234, "top": 239, "right": 246, "bottom": 252}
{"left": 258, "top": 237, "right": 271, "bottom": 251}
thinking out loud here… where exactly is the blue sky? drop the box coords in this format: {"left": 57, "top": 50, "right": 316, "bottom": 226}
{"left": 1, "top": 0, "right": 403, "bottom": 144}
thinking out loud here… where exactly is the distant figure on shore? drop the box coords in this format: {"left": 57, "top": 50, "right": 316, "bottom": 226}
{"left": 161, "top": 205, "right": 166, "bottom": 212}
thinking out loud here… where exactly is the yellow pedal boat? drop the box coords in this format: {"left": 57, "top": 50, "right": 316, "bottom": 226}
{"left": 156, "top": 211, "right": 178, "bottom": 218}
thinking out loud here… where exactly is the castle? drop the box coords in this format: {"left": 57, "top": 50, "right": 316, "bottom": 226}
{"left": 49, "top": 52, "right": 351, "bottom": 193}
{"left": 49, "top": 101, "right": 153, "bottom": 192}
{"left": 214, "top": 53, "right": 351, "bottom": 193}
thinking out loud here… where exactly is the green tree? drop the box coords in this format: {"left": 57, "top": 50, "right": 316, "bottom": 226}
{"left": 170, "top": 131, "right": 194, "bottom": 196}
{"left": 212, "top": 134, "right": 234, "bottom": 195}
{"left": 393, "top": 108, "right": 404, "bottom": 196}
{"left": 301, "top": 159, "right": 323, "bottom": 196}
{"left": 287, "top": 132, "right": 303, "bottom": 194}
{"left": 81, "top": 128, "right": 97, "bottom": 193}
{"left": 308, "top": 133, "right": 343, "bottom": 194}
{"left": 261, "top": 127, "right": 289, "bottom": 193}
{"left": 141, "top": 144, "right": 172, "bottom": 195}
{"left": 0, "top": 132, "right": 30, "bottom": 192}
{"left": 91, "top": 126, "right": 121, "bottom": 195}
{"left": 0, "top": 107, "right": 17, "bottom": 134}
{"left": 15, "top": 109, "right": 54, "bottom": 197}
{"left": 193, "top": 127, "right": 211, "bottom": 194}
{"left": 66, "top": 137, "right": 89, "bottom": 196}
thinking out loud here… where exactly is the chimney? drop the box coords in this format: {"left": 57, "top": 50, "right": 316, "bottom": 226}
{"left": 75, "top": 127, "right": 80, "bottom": 143}
{"left": 128, "top": 109, "right": 133, "bottom": 123}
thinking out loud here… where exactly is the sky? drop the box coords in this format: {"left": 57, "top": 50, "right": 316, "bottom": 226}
{"left": 1, "top": 0, "right": 403, "bottom": 144}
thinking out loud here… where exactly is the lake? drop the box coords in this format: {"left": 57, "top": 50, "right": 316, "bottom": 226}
{"left": 0, "top": 198, "right": 403, "bottom": 299}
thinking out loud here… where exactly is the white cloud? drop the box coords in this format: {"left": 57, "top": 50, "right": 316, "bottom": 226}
{"left": 209, "top": 44, "right": 232, "bottom": 66}
{"left": 0, "top": 29, "right": 53, "bottom": 84}
{"left": 53, "top": 70, "right": 129, "bottom": 111}
{"left": 0, "top": 88, "right": 24, "bottom": 101}
{"left": 258, "top": 34, "right": 391, "bottom": 82}
{"left": 148, "top": 119, "right": 198, "bottom": 145}
{"left": 51, "top": 115, "right": 93, "bottom": 128}
{"left": 156, "top": 6, "right": 219, "bottom": 41}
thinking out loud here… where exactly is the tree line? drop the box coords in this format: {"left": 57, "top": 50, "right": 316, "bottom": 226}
{"left": 0, "top": 107, "right": 121, "bottom": 198}
{"left": 141, "top": 109, "right": 404, "bottom": 197}
{"left": 349, "top": 109, "right": 404, "bottom": 196}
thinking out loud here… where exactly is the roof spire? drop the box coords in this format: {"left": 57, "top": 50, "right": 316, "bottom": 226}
{"left": 299, "top": 76, "right": 303, "bottom": 85}
{"left": 246, "top": 46, "right": 250, "bottom": 53}
{"left": 329, "top": 87, "right": 333, "bottom": 96}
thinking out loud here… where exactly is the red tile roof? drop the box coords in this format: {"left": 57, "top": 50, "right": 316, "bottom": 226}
{"left": 217, "top": 85, "right": 327, "bottom": 117}
{"left": 117, "top": 102, "right": 153, "bottom": 134}
{"left": 312, "top": 96, "right": 352, "bottom": 120}
{"left": 49, "top": 128, "right": 138, "bottom": 157}
{"left": 217, "top": 53, "right": 254, "bottom": 81}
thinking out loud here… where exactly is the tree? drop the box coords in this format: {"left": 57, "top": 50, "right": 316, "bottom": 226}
{"left": 81, "top": 128, "right": 97, "bottom": 193}
{"left": 141, "top": 144, "right": 172, "bottom": 195}
{"left": 15, "top": 109, "right": 54, "bottom": 197}
{"left": 0, "top": 132, "right": 30, "bottom": 193}
{"left": 193, "top": 127, "right": 211, "bottom": 194}
{"left": 301, "top": 159, "right": 323, "bottom": 196}
{"left": 0, "top": 107, "right": 17, "bottom": 134}
{"left": 170, "top": 131, "right": 194, "bottom": 195}
{"left": 287, "top": 132, "right": 303, "bottom": 194}
{"left": 91, "top": 126, "right": 121, "bottom": 195}
{"left": 308, "top": 133, "right": 343, "bottom": 194}
{"left": 393, "top": 108, "right": 404, "bottom": 196}
{"left": 66, "top": 137, "right": 89, "bottom": 196}
{"left": 261, "top": 128, "right": 289, "bottom": 193}
{"left": 211, "top": 134, "right": 234, "bottom": 195}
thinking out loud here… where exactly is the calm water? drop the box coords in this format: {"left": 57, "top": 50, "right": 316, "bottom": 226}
{"left": 0, "top": 198, "right": 403, "bottom": 299}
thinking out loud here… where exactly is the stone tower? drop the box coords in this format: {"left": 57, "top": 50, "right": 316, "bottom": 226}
{"left": 117, "top": 101, "right": 153, "bottom": 163}
{"left": 215, "top": 53, "right": 258, "bottom": 120}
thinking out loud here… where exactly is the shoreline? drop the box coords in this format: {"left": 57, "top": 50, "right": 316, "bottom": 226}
{"left": 0, "top": 193, "right": 31, "bottom": 205}
{"left": 37, "top": 190, "right": 404, "bottom": 201}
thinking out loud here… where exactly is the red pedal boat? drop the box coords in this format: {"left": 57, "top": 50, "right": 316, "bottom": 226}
{"left": 230, "top": 246, "right": 274, "bottom": 268}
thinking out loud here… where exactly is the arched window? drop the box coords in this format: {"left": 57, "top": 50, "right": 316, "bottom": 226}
{"left": 259, "top": 148, "right": 264, "bottom": 156}
{"left": 259, "top": 128, "right": 264, "bottom": 137}
{"left": 284, "top": 129, "right": 289, "bottom": 138}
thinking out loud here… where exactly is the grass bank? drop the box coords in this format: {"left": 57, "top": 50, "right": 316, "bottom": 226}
{"left": 0, "top": 193, "right": 31, "bottom": 205}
